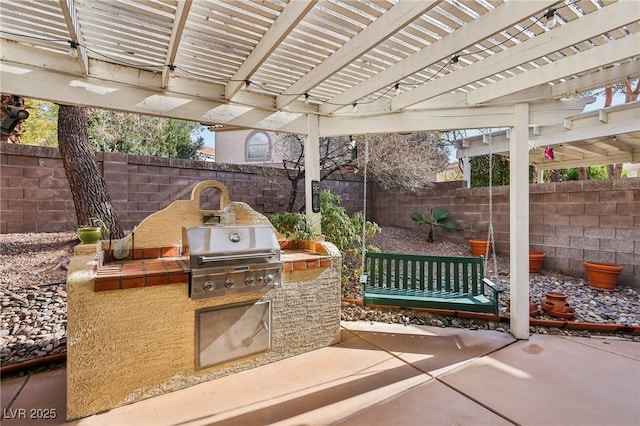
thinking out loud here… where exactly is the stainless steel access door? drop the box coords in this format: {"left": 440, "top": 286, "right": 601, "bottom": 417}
{"left": 196, "top": 299, "right": 271, "bottom": 369}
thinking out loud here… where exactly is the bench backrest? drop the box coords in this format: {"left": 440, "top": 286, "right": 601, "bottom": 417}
{"left": 364, "top": 252, "right": 486, "bottom": 295}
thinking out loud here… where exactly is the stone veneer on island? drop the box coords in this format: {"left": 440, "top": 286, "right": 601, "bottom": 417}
{"left": 66, "top": 180, "right": 342, "bottom": 420}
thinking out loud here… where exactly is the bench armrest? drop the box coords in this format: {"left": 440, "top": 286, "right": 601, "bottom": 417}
{"left": 483, "top": 278, "right": 502, "bottom": 295}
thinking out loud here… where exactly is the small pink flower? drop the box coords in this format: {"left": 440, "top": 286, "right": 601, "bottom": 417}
{"left": 544, "top": 147, "right": 555, "bottom": 160}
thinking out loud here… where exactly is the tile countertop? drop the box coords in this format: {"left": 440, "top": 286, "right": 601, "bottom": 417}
{"left": 93, "top": 249, "right": 333, "bottom": 292}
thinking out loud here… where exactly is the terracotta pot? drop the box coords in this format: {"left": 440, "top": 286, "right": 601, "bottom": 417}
{"left": 541, "top": 291, "right": 575, "bottom": 319}
{"left": 529, "top": 250, "right": 545, "bottom": 274}
{"left": 468, "top": 239, "right": 492, "bottom": 257}
{"left": 506, "top": 294, "right": 540, "bottom": 317}
{"left": 584, "top": 261, "right": 623, "bottom": 291}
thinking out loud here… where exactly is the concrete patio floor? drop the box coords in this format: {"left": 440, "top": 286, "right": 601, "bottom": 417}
{"left": 2, "top": 321, "right": 639, "bottom": 426}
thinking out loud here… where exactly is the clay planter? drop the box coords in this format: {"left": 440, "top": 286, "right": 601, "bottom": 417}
{"left": 77, "top": 227, "right": 101, "bottom": 244}
{"left": 541, "top": 291, "right": 575, "bottom": 319}
{"left": 468, "top": 239, "right": 492, "bottom": 257}
{"left": 506, "top": 294, "right": 540, "bottom": 317}
{"left": 529, "top": 250, "right": 545, "bottom": 274}
{"left": 584, "top": 261, "right": 623, "bottom": 291}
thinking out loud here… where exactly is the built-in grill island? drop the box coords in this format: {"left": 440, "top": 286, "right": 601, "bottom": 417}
{"left": 65, "top": 180, "right": 342, "bottom": 420}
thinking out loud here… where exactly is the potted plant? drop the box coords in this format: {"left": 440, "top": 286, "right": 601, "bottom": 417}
{"left": 77, "top": 217, "right": 109, "bottom": 244}
{"left": 529, "top": 250, "right": 546, "bottom": 274}
{"left": 584, "top": 261, "right": 623, "bottom": 291}
{"left": 468, "top": 238, "right": 493, "bottom": 257}
{"left": 410, "top": 208, "right": 459, "bottom": 243}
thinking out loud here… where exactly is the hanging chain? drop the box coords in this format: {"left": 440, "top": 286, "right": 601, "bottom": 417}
{"left": 361, "top": 135, "right": 369, "bottom": 274}
{"left": 486, "top": 131, "right": 498, "bottom": 280}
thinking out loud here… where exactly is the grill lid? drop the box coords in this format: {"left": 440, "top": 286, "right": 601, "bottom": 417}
{"left": 182, "top": 225, "right": 280, "bottom": 269}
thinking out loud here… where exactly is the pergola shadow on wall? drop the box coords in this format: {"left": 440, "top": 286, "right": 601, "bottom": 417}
{"left": 1, "top": 0, "right": 639, "bottom": 339}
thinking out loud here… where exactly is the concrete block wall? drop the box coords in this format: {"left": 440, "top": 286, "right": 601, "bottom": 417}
{"left": 0, "top": 143, "right": 363, "bottom": 233}
{"left": 2, "top": 143, "right": 638, "bottom": 287}
{"left": 369, "top": 179, "right": 640, "bottom": 287}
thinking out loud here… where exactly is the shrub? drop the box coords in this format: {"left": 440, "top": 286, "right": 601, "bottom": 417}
{"left": 268, "top": 212, "right": 317, "bottom": 242}
{"left": 411, "top": 208, "right": 459, "bottom": 242}
{"left": 320, "top": 190, "right": 380, "bottom": 286}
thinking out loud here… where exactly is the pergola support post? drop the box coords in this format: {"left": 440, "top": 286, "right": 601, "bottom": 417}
{"left": 510, "top": 103, "right": 530, "bottom": 339}
{"left": 462, "top": 156, "right": 471, "bottom": 188}
{"left": 305, "top": 114, "right": 321, "bottom": 234}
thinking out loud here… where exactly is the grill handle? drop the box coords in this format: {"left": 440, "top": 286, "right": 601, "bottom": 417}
{"left": 198, "top": 251, "right": 277, "bottom": 264}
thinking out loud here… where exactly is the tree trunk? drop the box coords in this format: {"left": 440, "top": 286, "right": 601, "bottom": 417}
{"left": 578, "top": 167, "right": 587, "bottom": 180}
{"left": 607, "top": 163, "right": 623, "bottom": 179}
{"left": 57, "top": 104, "right": 124, "bottom": 239}
{"left": 287, "top": 177, "right": 301, "bottom": 213}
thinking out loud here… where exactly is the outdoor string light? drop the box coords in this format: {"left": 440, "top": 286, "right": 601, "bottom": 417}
{"left": 68, "top": 40, "right": 79, "bottom": 58}
{"left": 452, "top": 55, "right": 461, "bottom": 70}
{"left": 1, "top": 3, "right": 578, "bottom": 111}
{"left": 544, "top": 8, "right": 558, "bottom": 28}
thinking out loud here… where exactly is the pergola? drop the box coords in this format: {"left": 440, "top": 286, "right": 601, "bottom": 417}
{"left": 1, "top": 0, "right": 639, "bottom": 339}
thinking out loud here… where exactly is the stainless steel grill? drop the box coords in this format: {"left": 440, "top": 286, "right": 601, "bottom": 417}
{"left": 180, "top": 225, "right": 283, "bottom": 300}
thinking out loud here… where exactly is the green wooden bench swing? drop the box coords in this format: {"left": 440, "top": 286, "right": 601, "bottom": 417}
{"left": 357, "top": 133, "right": 502, "bottom": 316}
{"left": 360, "top": 252, "right": 501, "bottom": 315}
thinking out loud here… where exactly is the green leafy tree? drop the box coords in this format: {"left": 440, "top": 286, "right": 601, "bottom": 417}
{"left": 561, "top": 166, "right": 609, "bottom": 181}
{"left": 87, "top": 110, "right": 204, "bottom": 159}
{"left": 411, "top": 208, "right": 459, "bottom": 243}
{"left": 470, "top": 154, "right": 510, "bottom": 187}
{"left": 21, "top": 100, "right": 58, "bottom": 146}
{"left": 9, "top": 98, "right": 205, "bottom": 159}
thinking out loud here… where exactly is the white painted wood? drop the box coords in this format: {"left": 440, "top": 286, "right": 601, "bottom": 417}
{"left": 1, "top": 0, "right": 636, "bottom": 170}
{"left": 510, "top": 103, "right": 530, "bottom": 340}
{"left": 550, "top": 61, "right": 640, "bottom": 99}
{"left": 462, "top": 156, "right": 470, "bottom": 189}
{"left": 319, "top": 106, "right": 515, "bottom": 136}
{"left": 225, "top": 0, "right": 316, "bottom": 101}
{"left": 277, "top": 1, "right": 439, "bottom": 110}
{"left": 395, "top": 0, "right": 639, "bottom": 109}
{"left": 59, "top": 0, "right": 88, "bottom": 75}
{"left": 468, "top": 34, "right": 640, "bottom": 105}
{"left": 305, "top": 114, "right": 321, "bottom": 234}
{"left": 162, "top": 0, "right": 192, "bottom": 89}
{"left": 319, "top": 0, "right": 556, "bottom": 114}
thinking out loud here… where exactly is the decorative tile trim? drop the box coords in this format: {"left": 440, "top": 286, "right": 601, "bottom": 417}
{"left": 103, "top": 246, "right": 184, "bottom": 263}
{"left": 94, "top": 258, "right": 187, "bottom": 292}
{"left": 279, "top": 240, "right": 330, "bottom": 255}
{"left": 94, "top": 248, "right": 331, "bottom": 292}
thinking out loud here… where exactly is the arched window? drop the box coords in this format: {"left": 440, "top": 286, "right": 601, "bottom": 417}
{"left": 246, "top": 131, "right": 271, "bottom": 161}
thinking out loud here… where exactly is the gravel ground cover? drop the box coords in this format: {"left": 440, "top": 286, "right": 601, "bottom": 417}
{"left": 1, "top": 232, "right": 74, "bottom": 367}
{"left": 1, "top": 228, "right": 639, "bottom": 368}
{"left": 342, "top": 226, "right": 640, "bottom": 340}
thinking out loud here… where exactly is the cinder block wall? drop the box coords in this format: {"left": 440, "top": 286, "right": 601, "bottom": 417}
{"left": 369, "top": 179, "right": 640, "bottom": 287}
{"left": 0, "top": 143, "right": 363, "bottom": 233}
{"left": 2, "top": 143, "right": 638, "bottom": 287}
